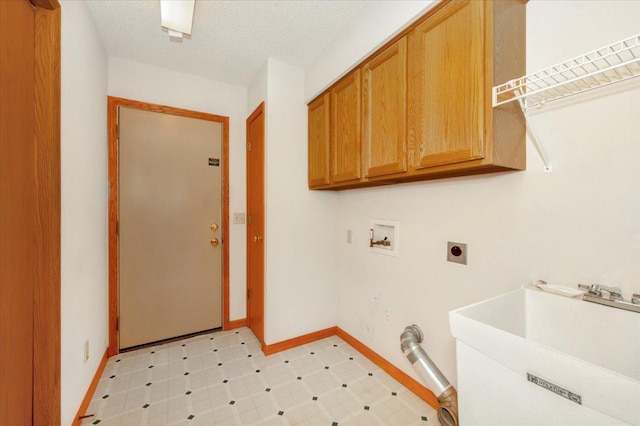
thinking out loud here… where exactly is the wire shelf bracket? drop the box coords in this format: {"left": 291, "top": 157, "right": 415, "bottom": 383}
{"left": 492, "top": 34, "right": 640, "bottom": 172}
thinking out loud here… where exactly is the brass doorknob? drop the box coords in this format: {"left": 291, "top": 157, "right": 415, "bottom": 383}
{"left": 210, "top": 238, "right": 219, "bottom": 246}
{"left": 210, "top": 223, "right": 219, "bottom": 232}
{"left": 253, "top": 235, "right": 263, "bottom": 243}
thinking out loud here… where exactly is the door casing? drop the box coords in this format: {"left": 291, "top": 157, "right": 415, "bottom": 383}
{"left": 107, "top": 97, "right": 230, "bottom": 356}
{"left": 0, "top": 1, "right": 61, "bottom": 424}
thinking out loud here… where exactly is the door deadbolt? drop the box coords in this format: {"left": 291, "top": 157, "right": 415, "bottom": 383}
{"left": 210, "top": 223, "right": 219, "bottom": 232}
{"left": 253, "top": 235, "right": 263, "bottom": 243}
{"left": 210, "top": 238, "right": 219, "bottom": 246}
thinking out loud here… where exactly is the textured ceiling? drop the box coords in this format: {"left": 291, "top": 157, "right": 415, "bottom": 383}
{"left": 86, "top": 0, "right": 369, "bottom": 87}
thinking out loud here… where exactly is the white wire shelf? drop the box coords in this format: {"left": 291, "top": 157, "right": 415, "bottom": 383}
{"left": 492, "top": 34, "right": 640, "bottom": 173}
{"left": 493, "top": 34, "right": 640, "bottom": 109}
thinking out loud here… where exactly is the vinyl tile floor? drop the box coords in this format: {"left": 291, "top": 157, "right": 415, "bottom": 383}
{"left": 83, "top": 327, "right": 437, "bottom": 425}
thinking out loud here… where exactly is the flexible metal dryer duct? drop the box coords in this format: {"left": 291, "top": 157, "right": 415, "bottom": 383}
{"left": 401, "top": 325, "right": 459, "bottom": 426}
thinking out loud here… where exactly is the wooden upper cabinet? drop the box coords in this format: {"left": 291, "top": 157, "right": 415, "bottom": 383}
{"left": 307, "top": 0, "right": 525, "bottom": 190}
{"left": 331, "top": 69, "right": 361, "bottom": 183}
{"left": 308, "top": 93, "right": 330, "bottom": 188}
{"left": 362, "top": 37, "right": 408, "bottom": 178}
{"left": 410, "top": 0, "right": 484, "bottom": 169}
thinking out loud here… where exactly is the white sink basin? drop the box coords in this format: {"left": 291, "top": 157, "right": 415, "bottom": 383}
{"left": 450, "top": 287, "right": 640, "bottom": 425}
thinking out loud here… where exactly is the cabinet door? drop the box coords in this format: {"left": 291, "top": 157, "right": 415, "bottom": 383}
{"left": 411, "top": 0, "right": 484, "bottom": 169}
{"left": 331, "top": 69, "right": 361, "bottom": 183}
{"left": 308, "top": 93, "right": 330, "bottom": 188}
{"left": 362, "top": 37, "right": 407, "bottom": 178}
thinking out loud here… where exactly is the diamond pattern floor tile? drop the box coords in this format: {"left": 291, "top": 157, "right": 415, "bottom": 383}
{"left": 82, "top": 328, "right": 437, "bottom": 425}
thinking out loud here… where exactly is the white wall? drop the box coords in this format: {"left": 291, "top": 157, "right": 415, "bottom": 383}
{"left": 60, "top": 1, "right": 109, "bottom": 424}
{"left": 251, "top": 59, "right": 339, "bottom": 344}
{"left": 306, "top": 0, "right": 640, "bottom": 390}
{"left": 108, "top": 57, "right": 248, "bottom": 322}
{"left": 248, "top": 60, "right": 268, "bottom": 115}
{"left": 305, "top": 0, "right": 435, "bottom": 101}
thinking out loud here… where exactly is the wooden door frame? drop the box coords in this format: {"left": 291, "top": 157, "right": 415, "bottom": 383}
{"left": 33, "top": 4, "right": 61, "bottom": 424}
{"left": 107, "top": 97, "right": 230, "bottom": 356}
{"left": 245, "top": 102, "right": 265, "bottom": 346}
{"left": 1, "top": 0, "right": 61, "bottom": 423}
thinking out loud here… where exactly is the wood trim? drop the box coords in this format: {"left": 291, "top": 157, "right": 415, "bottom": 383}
{"left": 107, "top": 97, "right": 119, "bottom": 357}
{"left": 71, "top": 349, "right": 109, "bottom": 426}
{"left": 263, "top": 327, "right": 338, "bottom": 356}
{"left": 226, "top": 318, "right": 247, "bottom": 330}
{"left": 107, "top": 96, "right": 231, "bottom": 355}
{"left": 336, "top": 327, "right": 440, "bottom": 410}
{"left": 221, "top": 115, "right": 231, "bottom": 330}
{"left": 30, "top": 0, "right": 60, "bottom": 10}
{"left": 33, "top": 5, "right": 61, "bottom": 425}
{"left": 109, "top": 97, "right": 229, "bottom": 122}
{"left": 1, "top": 1, "right": 36, "bottom": 422}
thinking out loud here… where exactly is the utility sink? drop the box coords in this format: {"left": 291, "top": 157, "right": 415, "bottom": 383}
{"left": 450, "top": 286, "right": 640, "bottom": 425}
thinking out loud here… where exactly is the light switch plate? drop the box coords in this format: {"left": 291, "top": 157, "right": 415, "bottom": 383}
{"left": 447, "top": 241, "right": 468, "bottom": 265}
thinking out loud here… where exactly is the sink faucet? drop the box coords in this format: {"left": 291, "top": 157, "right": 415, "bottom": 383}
{"left": 577, "top": 283, "right": 640, "bottom": 313}
{"left": 579, "top": 284, "right": 623, "bottom": 301}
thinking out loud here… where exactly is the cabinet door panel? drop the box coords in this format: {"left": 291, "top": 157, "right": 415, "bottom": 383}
{"left": 331, "top": 70, "right": 361, "bottom": 183}
{"left": 413, "top": 0, "right": 484, "bottom": 168}
{"left": 308, "top": 93, "right": 330, "bottom": 188}
{"left": 363, "top": 37, "right": 407, "bottom": 178}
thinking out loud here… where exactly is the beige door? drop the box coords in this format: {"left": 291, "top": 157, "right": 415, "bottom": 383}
{"left": 119, "top": 107, "right": 223, "bottom": 349}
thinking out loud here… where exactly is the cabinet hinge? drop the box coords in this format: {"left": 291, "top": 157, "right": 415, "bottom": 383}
{"left": 247, "top": 142, "right": 252, "bottom": 152}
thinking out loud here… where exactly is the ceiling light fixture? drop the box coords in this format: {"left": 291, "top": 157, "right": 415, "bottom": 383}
{"left": 160, "top": 0, "right": 195, "bottom": 39}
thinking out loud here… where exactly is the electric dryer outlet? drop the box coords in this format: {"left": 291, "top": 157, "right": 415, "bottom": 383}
{"left": 447, "top": 242, "right": 468, "bottom": 265}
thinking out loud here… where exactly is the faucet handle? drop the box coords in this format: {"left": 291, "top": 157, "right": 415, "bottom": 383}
{"left": 609, "top": 292, "right": 624, "bottom": 302}
{"left": 600, "top": 285, "right": 623, "bottom": 301}
{"left": 632, "top": 294, "right": 640, "bottom": 305}
{"left": 578, "top": 283, "right": 601, "bottom": 297}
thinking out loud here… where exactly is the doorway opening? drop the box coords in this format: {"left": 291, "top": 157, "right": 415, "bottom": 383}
{"left": 108, "top": 97, "right": 230, "bottom": 355}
